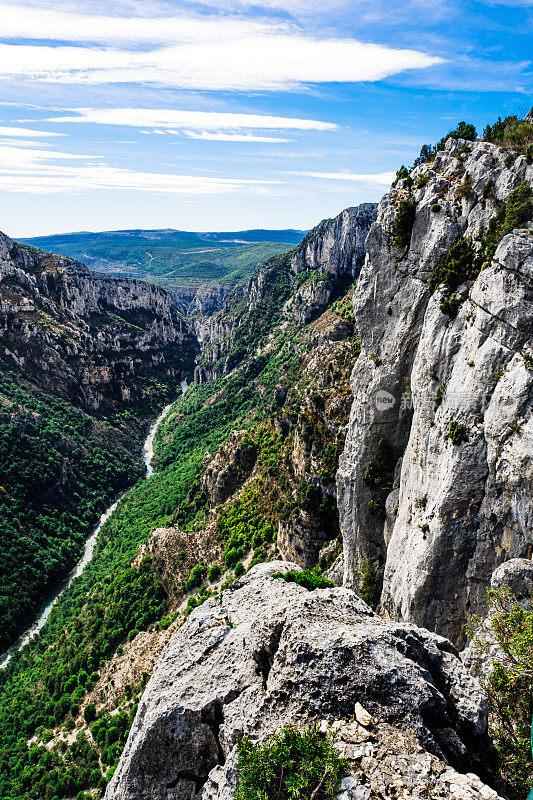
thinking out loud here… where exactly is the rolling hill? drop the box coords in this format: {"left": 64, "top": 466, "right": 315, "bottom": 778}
{"left": 19, "top": 228, "right": 306, "bottom": 293}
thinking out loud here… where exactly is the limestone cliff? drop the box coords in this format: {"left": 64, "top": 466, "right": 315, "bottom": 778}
{"left": 337, "top": 137, "right": 533, "bottom": 645}
{"left": 0, "top": 233, "right": 197, "bottom": 415}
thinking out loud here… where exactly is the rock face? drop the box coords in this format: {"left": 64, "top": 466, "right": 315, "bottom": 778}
{"left": 290, "top": 205, "right": 378, "bottom": 280}
{"left": 0, "top": 233, "right": 197, "bottom": 413}
{"left": 202, "top": 430, "right": 257, "bottom": 505}
{"left": 170, "top": 284, "right": 233, "bottom": 317}
{"left": 286, "top": 204, "right": 377, "bottom": 324}
{"left": 106, "top": 562, "right": 502, "bottom": 800}
{"left": 337, "top": 137, "right": 533, "bottom": 645}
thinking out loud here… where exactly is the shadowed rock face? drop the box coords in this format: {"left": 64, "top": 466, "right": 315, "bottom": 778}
{"left": 0, "top": 232, "right": 197, "bottom": 414}
{"left": 337, "top": 137, "right": 533, "bottom": 646}
{"left": 106, "top": 562, "right": 502, "bottom": 800}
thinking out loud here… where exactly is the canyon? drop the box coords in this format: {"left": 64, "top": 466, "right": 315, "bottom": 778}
{"left": 0, "top": 120, "right": 532, "bottom": 800}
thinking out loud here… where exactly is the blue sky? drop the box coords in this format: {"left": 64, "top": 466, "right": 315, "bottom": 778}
{"left": 0, "top": 0, "right": 531, "bottom": 236}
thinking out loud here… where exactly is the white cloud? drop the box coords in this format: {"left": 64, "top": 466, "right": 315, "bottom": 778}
{"left": 297, "top": 170, "right": 396, "bottom": 184}
{"left": 183, "top": 131, "right": 292, "bottom": 142}
{"left": 0, "top": 4, "right": 281, "bottom": 44}
{"left": 0, "top": 26, "right": 444, "bottom": 91}
{"left": 0, "top": 124, "right": 63, "bottom": 137}
{"left": 47, "top": 107, "right": 335, "bottom": 133}
{"left": 0, "top": 140, "right": 282, "bottom": 194}
{"left": 0, "top": 144, "right": 95, "bottom": 165}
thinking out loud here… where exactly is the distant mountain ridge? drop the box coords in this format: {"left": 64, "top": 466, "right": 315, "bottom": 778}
{"left": 19, "top": 228, "right": 306, "bottom": 313}
{"left": 21, "top": 227, "right": 306, "bottom": 245}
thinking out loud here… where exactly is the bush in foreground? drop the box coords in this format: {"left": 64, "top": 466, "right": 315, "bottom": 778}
{"left": 234, "top": 724, "right": 348, "bottom": 800}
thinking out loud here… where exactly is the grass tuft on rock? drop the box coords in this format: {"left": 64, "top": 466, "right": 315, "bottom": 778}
{"left": 273, "top": 567, "right": 334, "bottom": 591}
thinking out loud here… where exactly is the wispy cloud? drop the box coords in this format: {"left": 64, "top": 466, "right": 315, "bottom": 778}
{"left": 0, "top": 4, "right": 281, "bottom": 44}
{"left": 0, "top": 140, "right": 283, "bottom": 194}
{"left": 0, "top": 124, "right": 64, "bottom": 137}
{"left": 296, "top": 170, "right": 396, "bottom": 184}
{"left": 46, "top": 107, "right": 336, "bottom": 133}
{"left": 183, "top": 131, "right": 293, "bottom": 142}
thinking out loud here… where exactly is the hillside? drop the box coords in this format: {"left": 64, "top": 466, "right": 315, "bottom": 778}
{"left": 0, "top": 234, "right": 197, "bottom": 651}
{"left": 18, "top": 228, "right": 306, "bottom": 313}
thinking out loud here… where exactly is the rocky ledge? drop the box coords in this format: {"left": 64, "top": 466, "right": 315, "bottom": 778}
{"left": 106, "top": 562, "right": 503, "bottom": 800}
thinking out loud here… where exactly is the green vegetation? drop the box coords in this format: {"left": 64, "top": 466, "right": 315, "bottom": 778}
{"left": 0, "top": 236, "right": 359, "bottom": 799}
{"left": 208, "top": 564, "right": 222, "bottom": 582}
{"left": 455, "top": 172, "right": 474, "bottom": 200}
{"left": 0, "top": 370, "right": 143, "bottom": 651}
{"left": 20, "top": 229, "right": 303, "bottom": 293}
{"left": 433, "top": 384, "right": 444, "bottom": 409}
{"left": 434, "top": 121, "right": 477, "bottom": 153}
{"left": 274, "top": 567, "right": 334, "bottom": 591}
{"left": 429, "top": 236, "right": 476, "bottom": 295}
{"left": 391, "top": 196, "right": 417, "bottom": 250}
{"left": 482, "top": 587, "right": 533, "bottom": 795}
{"left": 481, "top": 182, "right": 533, "bottom": 262}
{"left": 182, "top": 563, "right": 207, "bottom": 593}
{"left": 363, "top": 438, "right": 396, "bottom": 519}
{"left": 482, "top": 178, "right": 496, "bottom": 199}
{"left": 234, "top": 724, "right": 347, "bottom": 800}
{"left": 354, "top": 557, "right": 380, "bottom": 609}
{"left": 392, "top": 165, "right": 412, "bottom": 189}
{"left": 0, "top": 549, "right": 164, "bottom": 799}
{"left": 448, "top": 420, "right": 469, "bottom": 445}
{"left": 329, "top": 287, "right": 355, "bottom": 323}
{"left": 483, "top": 113, "right": 533, "bottom": 155}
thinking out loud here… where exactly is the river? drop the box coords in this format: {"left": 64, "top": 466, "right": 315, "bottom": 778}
{"left": 0, "top": 380, "right": 187, "bottom": 669}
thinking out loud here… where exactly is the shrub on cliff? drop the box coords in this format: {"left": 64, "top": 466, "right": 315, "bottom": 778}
{"left": 274, "top": 566, "right": 334, "bottom": 591}
{"left": 429, "top": 236, "right": 476, "bottom": 294}
{"left": 481, "top": 181, "right": 533, "bottom": 262}
{"left": 234, "top": 724, "right": 347, "bottom": 800}
{"left": 483, "top": 587, "right": 533, "bottom": 796}
{"left": 391, "top": 196, "right": 417, "bottom": 250}
{"left": 448, "top": 420, "right": 469, "bottom": 445}
{"left": 432, "top": 121, "right": 477, "bottom": 154}
{"left": 483, "top": 113, "right": 533, "bottom": 154}
{"left": 354, "top": 557, "right": 380, "bottom": 609}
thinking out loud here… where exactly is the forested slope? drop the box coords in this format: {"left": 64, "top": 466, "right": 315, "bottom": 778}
{"left": 0, "top": 233, "right": 196, "bottom": 650}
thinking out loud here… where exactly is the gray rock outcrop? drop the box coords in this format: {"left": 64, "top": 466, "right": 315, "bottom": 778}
{"left": 337, "top": 137, "right": 533, "bottom": 645}
{"left": 106, "top": 562, "right": 502, "bottom": 800}
{"left": 490, "top": 557, "right": 533, "bottom": 599}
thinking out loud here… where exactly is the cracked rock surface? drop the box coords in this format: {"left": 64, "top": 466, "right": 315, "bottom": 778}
{"left": 105, "top": 562, "right": 502, "bottom": 800}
